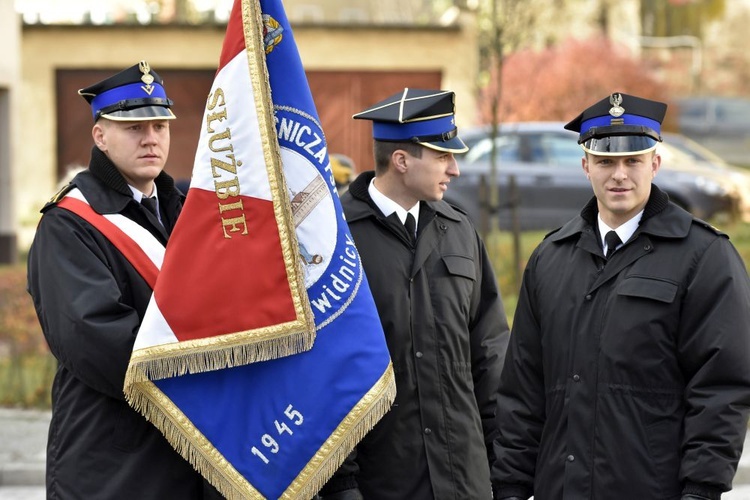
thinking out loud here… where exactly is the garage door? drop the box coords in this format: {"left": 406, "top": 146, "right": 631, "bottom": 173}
{"left": 307, "top": 70, "right": 442, "bottom": 175}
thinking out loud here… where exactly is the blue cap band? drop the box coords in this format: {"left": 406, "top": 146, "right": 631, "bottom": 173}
{"left": 580, "top": 113, "right": 661, "bottom": 136}
{"left": 90, "top": 82, "right": 169, "bottom": 119}
{"left": 372, "top": 115, "right": 455, "bottom": 141}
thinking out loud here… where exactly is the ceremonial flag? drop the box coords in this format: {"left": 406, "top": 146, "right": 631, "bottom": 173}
{"left": 123, "top": 0, "right": 396, "bottom": 498}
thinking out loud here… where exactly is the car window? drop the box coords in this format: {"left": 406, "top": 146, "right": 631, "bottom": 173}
{"left": 538, "top": 133, "right": 583, "bottom": 166}
{"left": 715, "top": 99, "right": 750, "bottom": 125}
{"left": 657, "top": 143, "right": 694, "bottom": 166}
{"left": 464, "top": 135, "right": 521, "bottom": 164}
{"left": 664, "top": 134, "right": 726, "bottom": 164}
{"left": 679, "top": 100, "right": 706, "bottom": 121}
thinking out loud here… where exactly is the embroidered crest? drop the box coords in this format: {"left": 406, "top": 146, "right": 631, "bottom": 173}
{"left": 262, "top": 15, "right": 284, "bottom": 54}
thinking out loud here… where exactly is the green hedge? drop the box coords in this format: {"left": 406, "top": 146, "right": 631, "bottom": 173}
{"left": 0, "top": 265, "right": 53, "bottom": 408}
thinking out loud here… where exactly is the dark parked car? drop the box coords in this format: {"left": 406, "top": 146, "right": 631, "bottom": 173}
{"left": 445, "top": 122, "right": 740, "bottom": 230}
{"left": 662, "top": 132, "right": 750, "bottom": 222}
{"left": 676, "top": 96, "right": 750, "bottom": 167}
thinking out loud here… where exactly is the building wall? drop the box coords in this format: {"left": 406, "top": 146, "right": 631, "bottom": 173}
{"left": 0, "top": 0, "right": 20, "bottom": 263}
{"left": 18, "top": 16, "right": 478, "bottom": 248}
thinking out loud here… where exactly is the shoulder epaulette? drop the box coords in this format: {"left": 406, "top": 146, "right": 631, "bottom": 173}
{"left": 542, "top": 226, "right": 563, "bottom": 240}
{"left": 692, "top": 217, "right": 726, "bottom": 237}
{"left": 444, "top": 201, "right": 469, "bottom": 217}
{"left": 41, "top": 183, "right": 75, "bottom": 212}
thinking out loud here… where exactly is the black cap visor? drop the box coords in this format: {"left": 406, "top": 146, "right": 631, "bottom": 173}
{"left": 412, "top": 127, "right": 469, "bottom": 153}
{"left": 582, "top": 135, "right": 658, "bottom": 156}
{"left": 579, "top": 125, "right": 660, "bottom": 156}
{"left": 420, "top": 135, "right": 469, "bottom": 153}
{"left": 98, "top": 103, "right": 176, "bottom": 122}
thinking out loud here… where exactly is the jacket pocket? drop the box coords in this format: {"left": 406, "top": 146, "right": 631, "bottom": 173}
{"left": 644, "top": 417, "right": 682, "bottom": 498}
{"left": 617, "top": 276, "right": 678, "bottom": 303}
{"left": 111, "top": 403, "right": 149, "bottom": 452}
{"left": 442, "top": 254, "right": 476, "bottom": 281}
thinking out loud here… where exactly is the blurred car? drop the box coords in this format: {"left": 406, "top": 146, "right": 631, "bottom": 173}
{"left": 676, "top": 96, "right": 750, "bottom": 167}
{"left": 445, "top": 122, "right": 741, "bottom": 230}
{"left": 662, "top": 132, "right": 750, "bottom": 222}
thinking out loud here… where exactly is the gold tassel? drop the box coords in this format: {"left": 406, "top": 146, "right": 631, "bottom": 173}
{"left": 124, "top": 364, "right": 397, "bottom": 500}
{"left": 124, "top": 327, "right": 315, "bottom": 388}
{"left": 281, "top": 365, "right": 397, "bottom": 499}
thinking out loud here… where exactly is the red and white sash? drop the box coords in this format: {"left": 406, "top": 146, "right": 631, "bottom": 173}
{"left": 56, "top": 188, "right": 164, "bottom": 289}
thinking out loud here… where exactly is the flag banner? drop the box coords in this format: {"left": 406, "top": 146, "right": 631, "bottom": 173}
{"left": 122, "top": 0, "right": 317, "bottom": 385}
{"left": 123, "top": 0, "right": 396, "bottom": 498}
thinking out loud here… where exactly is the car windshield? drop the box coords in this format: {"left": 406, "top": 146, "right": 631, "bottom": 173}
{"left": 464, "top": 131, "right": 582, "bottom": 166}
{"left": 541, "top": 134, "right": 584, "bottom": 165}
{"left": 663, "top": 134, "right": 727, "bottom": 165}
{"left": 464, "top": 135, "right": 519, "bottom": 164}
{"left": 716, "top": 98, "right": 750, "bottom": 125}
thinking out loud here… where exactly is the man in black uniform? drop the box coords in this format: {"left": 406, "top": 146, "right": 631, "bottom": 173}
{"left": 320, "top": 88, "right": 510, "bottom": 499}
{"left": 27, "top": 61, "right": 219, "bottom": 498}
{"left": 492, "top": 92, "right": 750, "bottom": 500}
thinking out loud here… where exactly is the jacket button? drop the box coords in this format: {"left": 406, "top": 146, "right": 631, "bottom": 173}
{"left": 415, "top": 351, "right": 423, "bottom": 358}
{"left": 566, "top": 454, "right": 575, "bottom": 462}
{"left": 644, "top": 244, "right": 652, "bottom": 251}
{"left": 585, "top": 294, "right": 592, "bottom": 301}
{"left": 424, "top": 428, "right": 432, "bottom": 435}
{"left": 573, "top": 374, "right": 580, "bottom": 382}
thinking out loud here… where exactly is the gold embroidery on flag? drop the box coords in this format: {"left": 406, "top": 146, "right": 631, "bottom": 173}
{"left": 127, "top": 380, "right": 265, "bottom": 499}
{"left": 123, "top": 0, "right": 315, "bottom": 389}
{"left": 123, "top": 0, "right": 397, "bottom": 498}
{"left": 126, "top": 365, "right": 396, "bottom": 500}
{"left": 282, "top": 364, "right": 397, "bottom": 500}
{"left": 241, "top": 0, "right": 315, "bottom": 359}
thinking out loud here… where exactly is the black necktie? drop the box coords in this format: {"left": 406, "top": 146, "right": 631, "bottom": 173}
{"left": 604, "top": 230, "right": 622, "bottom": 259}
{"left": 404, "top": 213, "right": 416, "bottom": 243}
{"left": 141, "top": 196, "right": 159, "bottom": 219}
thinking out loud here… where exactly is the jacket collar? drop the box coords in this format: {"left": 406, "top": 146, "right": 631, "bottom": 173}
{"left": 76, "top": 146, "right": 179, "bottom": 214}
{"left": 548, "top": 184, "right": 693, "bottom": 244}
{"left": 344, "top": 170, "right": 464, "bottom": 223}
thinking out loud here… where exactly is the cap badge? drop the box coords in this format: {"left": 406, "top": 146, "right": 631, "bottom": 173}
{"left": 139, "top": 60, "right": 155, "bottom": 96}
{"left": 609, "top": 93, "right": 625, "bottom": 118}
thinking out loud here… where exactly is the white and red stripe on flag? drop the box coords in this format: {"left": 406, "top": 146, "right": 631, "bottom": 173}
{"left": 125, "top": 4, "right": 314, "bottom": 383}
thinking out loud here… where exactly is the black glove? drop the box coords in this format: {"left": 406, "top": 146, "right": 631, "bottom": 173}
{"left": 320, "top": 489, "right": 364, "bottom": 500}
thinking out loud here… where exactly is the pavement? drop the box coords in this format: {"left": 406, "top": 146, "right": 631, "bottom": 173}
{"left": 2, "top": 407, "right": 750, "bottom": 499}
{"left": 0, "top": 408, "right": 47, "bottom": 496}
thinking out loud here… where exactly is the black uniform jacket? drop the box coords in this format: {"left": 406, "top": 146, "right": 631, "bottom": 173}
{"left": 492, "top": 186, "right": 750, "bottom": 500}
{"left": 27, "top": 148, "right": 218, "bottom": 499}
{"left": 323, "top": 171, "right": 510, "bottom": 500}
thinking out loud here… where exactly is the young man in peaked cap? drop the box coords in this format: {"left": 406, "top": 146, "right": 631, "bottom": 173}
{"left": 27, "top": 61, "right": 221, "bottom": 498}
{"left": 78, "top": 60, "right": 177, "bottom": 122}
{"left": 319, "top": 88, "right": 510, "bottom": 499}
{"left": 491, "top": 92, "right": 750, "bottom": 500}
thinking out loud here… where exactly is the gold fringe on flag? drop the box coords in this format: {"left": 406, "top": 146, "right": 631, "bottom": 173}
{"left": 124, "top": 316, "right": 314, "bottom": 388}
{"left": 124, "top": 364, "right": 396, "bottom": 499}
{"left": 282, "top": 365, "right": 397, "bottom": 500}
{"left": 122, "top": 0, "right": 317, "bottom": 388}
